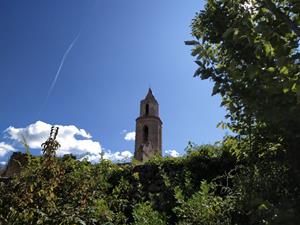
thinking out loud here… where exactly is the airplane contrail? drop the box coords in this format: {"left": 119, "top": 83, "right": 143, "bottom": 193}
{"left": 46, "top": 32, "right": 81, "bottom": 102}
{"left": 39, "top": 32, "right": 81, "bottom": 115}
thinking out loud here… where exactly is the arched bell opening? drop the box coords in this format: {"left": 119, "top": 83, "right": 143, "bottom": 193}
{"left": 143, "top": 125, "right": 149, "bottom": 142}
{"left": 145, "top": 104, "right": 149, "bottom": 115}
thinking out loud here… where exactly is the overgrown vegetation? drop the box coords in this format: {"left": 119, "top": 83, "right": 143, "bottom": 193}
{"left": 1, "top": 0, "right": 299, "bottom": 224}
{"left": 0, "top": 145, "right": 235, "bottom": 224}
{"left": 0, "top": 140, "right": 298, "bottom": 224}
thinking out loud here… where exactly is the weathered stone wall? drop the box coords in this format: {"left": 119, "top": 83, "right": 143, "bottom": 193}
{"left": 135, "top": 116, "right": 162, "bottom": 161}
{"left": 134, "top": 89, "right": 163, "bottom": 161}
{"left": 1, "top": 152, "right": 27, "bottom": 177}
{"left": 0, "top": 167, "right": 4, "bottom": 176}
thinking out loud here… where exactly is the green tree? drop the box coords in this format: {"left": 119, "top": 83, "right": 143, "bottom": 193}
{"left": 186, "top": 0, "right": 300, "bottom": 171}
{"left": 186, "top": 0, "right": 300, "bottom": 223}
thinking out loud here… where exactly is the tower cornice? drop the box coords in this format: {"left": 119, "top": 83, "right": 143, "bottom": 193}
{"left": 136, "top": 115, "right": 163, "bottom": 124}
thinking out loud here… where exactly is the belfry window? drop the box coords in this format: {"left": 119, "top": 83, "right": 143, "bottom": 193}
{"left": 145, "top": 104, "right": 149, "bottom": 115}
{"left": 143, "top": 126, "right": 149, "bottom": 142}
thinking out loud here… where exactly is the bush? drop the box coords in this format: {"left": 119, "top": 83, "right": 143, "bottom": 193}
{"left": 174, "top": 181, "right": 235, "bottom": 225}
{"left": 132, "top": 202, "right": 166, "bottom": 225}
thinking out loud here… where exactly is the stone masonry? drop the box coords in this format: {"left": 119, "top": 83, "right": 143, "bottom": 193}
{"left": 134, "top": 89, "right": 162, "bottom": 161}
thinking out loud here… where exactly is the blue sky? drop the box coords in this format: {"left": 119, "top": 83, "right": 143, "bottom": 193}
{"left": 0, "top": 0, "right": 227, "bottom": 163}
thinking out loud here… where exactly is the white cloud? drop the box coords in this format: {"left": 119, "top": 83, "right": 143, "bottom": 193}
{"left": 165, "top": 149, "right": 180, "bottom": 158}
{"left": 106, "top": 150, "right": 133, "bottom": 161}
{"left": 0, "top": 161, "right": 7, "bottom": 166}
{"left": 0, "top": 142, "right": 16, "bottom": 157}
{"left": 124, "top": 131, "right": 135, "bottom": 141}
{"left": 79, "top": 153, "right": 101, "bottom": 164}
{"left": 80, "top": 150, "right": 133, "bottom": 163}
{"left": 5, "top": 121, "right": 101, "bottom": 157}
{"left": 4, "top": 121, "right": 134, "bottom": 164}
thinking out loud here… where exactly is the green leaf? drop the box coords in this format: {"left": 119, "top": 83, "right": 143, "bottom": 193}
{"left": 185, "top": 40, "right": 199, "bottom": 45}
{"left": 263, "top": 42, "right": 274, "bottom": 57}
{"left": 212, "top": 83, "right": 220, "bottom": 95}
{"left": 291, "top": 83, "right": 297, "bottom": 92}
{"left": 217, "top": 122, "right": 227, "bottom": 129}
{"left": 283, "top": 87, "right": 289, "bottom": 93}
{"left": 194, "top": 67, "right": 202, "bottom": 77}
{"left": 233, "top": 28, "right": 239, "bottom": 36}
{"left": 280, "top": 66, "right": 289, "bottom": 75}
{"left": 266, "top": 67, "right": 275, "bottom": 73}
{"left": 258, "top": 203, "right": 268, "bottom": 211}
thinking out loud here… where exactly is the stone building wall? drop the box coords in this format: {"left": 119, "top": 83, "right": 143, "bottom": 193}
{"left": 1, "top": 152, "right": 27, "bottom": 178}
{"left": 134, "top": 89, "right": 163, "bottom": 162}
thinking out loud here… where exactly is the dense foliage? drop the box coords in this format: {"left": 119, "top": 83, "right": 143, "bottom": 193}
{"left": 185, "top": 0, "right": 300, "bottom": 224}
{"left": 0, "top": 144, "right": 237, "bottom": 224}
{"left": 1, "top": 140, "right": 297, "bottom": 224}
{"left": 186, "top": 0, "right": 300, "bottom": 170}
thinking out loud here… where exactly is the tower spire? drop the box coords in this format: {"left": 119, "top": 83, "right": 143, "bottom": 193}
{"left": 145, "top": 88, "right": 158, "bottom": 104}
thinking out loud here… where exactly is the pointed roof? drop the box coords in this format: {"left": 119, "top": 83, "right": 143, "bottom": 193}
{"left": 144, "top": 88, "right": 158, "bottom": 103}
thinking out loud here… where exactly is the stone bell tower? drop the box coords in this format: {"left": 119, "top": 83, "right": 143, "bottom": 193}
{"left": 134, "top": 89, "right": 162, "bottom": 161}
